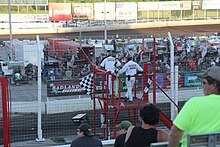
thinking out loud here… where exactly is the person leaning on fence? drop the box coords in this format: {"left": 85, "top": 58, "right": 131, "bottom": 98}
{"left": 100, "top": 52, "right": 122, "bottom": 96}
{"left": 168, "top": 65, "right": 220, "bottom": 147}
{"left": 114, "top": 120, "right": 132, "bottom": 147}
{"left": 117, "top": 56, "right": 143, "bottom": 102}
{"left": 124, "top": 103, "right": 169, "bottom": 147}
{"left": 70, "top": 123, "right": 103, "bottom": 147}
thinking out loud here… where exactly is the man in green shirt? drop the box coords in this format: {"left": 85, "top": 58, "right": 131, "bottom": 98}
{"left": 168, "top": 66, "right": 220, "bottom": 147}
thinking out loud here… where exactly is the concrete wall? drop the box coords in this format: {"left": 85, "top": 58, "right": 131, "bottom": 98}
{"left": 11, "top": 88, "right": 203, "bottom": 114}
{"left": 1, "top": 20, "right": 220, "bottom": 35}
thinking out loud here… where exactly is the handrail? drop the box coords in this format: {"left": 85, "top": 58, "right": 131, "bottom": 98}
{"left": 155, "top": 82, "right": 179, "bottom": 109}
{"left": 80, "top": 48, "right": 96, "bottom": 70}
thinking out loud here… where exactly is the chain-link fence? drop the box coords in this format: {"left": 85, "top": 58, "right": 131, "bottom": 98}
{"left": 0, "top": 31, "right": 217, "bottom": 145}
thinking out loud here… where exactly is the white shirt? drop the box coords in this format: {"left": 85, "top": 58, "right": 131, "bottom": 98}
{"left": 100, "top": 56, "right": 121, "bottom": 72}
{"left": 118, "top": 60, "right": 143, "bottom": 76}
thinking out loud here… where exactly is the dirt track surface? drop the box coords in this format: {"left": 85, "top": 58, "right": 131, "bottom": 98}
{"left": 78, "top": 24, "right": 220, "bottom": 37}
{"left": 0, "top": 24, "right": 220, "bottom": 39}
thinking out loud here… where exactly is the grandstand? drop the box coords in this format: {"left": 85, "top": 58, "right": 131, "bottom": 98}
{"left": 0, "top": 0, "right": 47, "bottom": 4}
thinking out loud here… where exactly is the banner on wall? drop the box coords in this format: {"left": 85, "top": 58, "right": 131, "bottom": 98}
{"left": 192, "top": 1, "right": 201, "bottom": 9}
{"left": 156, "top": 73, "right": 164, "bottom": 88}
{"left": 116, "top": 2, "right": 137, "bottom": 20}
{"left": 163, "top": 73, "right": 184, "bottom": 89}
{"left": 49, "top": 3, "right": 72, "bottom": 21}
{"left": 159, "top": 1, "right": 191, "bottom": 10}
{"left": 0, "top": 14, "right": 49, "bottom": 22}
{"left": 180, "top": 1, "right": 191, "bottom": 10}
{"left": 47, "top": 79, "right": 86, "bottom": 97}
{"left": 94, "top": 2, "right": 115, "bottom": 20}
{"left": 184, "top": 73, "right": 202, "bottom": 87}
{"left": 202, "top": 0, "right": 220, "bottom": 9}
{"left": 47, "top": 76, "right": 125, "bottom": 97}
{"left": 138, "top": 2, "right": 159, "bottom": 11}
{"left": 72, "top": 3, "right": 93, "bottom": 20}
{"left": 193, "top": 1, "right": 201, "bottom": 6}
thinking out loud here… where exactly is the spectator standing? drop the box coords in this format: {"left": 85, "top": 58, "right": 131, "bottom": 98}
{"left": 14, "top": 72, "right": 22, "bottom": 84}
{"left": 114, "top": 120, "right": 132, "bottom": 147}
{"left": 100, "top": 52, "right": 121, "bottom": 96}
{"left": 70, "top": 123, "right": 103, "bottom": 147}
{"left": 118, "top": 56, "right": 143, "bottom": 102}
{"left": 126, "top": 48, "right": 135, "bottom": 59}
{"left": 168, "top": 66, "right": 220, "bottom": 147}
{"left": 8, "top": 54, "right": 11, "bottom": 61}
{"left": 124, "top": 103, "right": 169, "bottom": 147}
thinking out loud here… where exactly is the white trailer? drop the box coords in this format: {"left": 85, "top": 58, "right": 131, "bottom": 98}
{"left": 13, "top": 39, "right": 45, "bottom": 66}
{"left": 88, "top": 40, "right": 103, "bottom": 57}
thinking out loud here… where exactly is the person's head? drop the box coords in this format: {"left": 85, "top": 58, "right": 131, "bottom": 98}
{"left": 139, "top": 103, "right": 160, "bottom": 125}
{"left": 127, "top": 56, "right": 133, "bottom": 61}
{"left": 76, "top": 123, "right": 92, "bottom": 137}
{"left": 197, "top": 66, "right": 220, "bottom": 95}
{"left": 107, "top": 51, "right": 112, "bottom": 56}
{"left": 111, "top": 52, "right": 116, "bottom": 57}
{"left": 116, "top": 120, "right": 132, "bottom": 134}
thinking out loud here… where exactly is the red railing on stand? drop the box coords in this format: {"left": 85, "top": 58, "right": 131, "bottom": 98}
{"left": 80, "top": 38, "right": 179, "bottom": 139}
{"left": 0, "top": 76, "right": 10, "bottom": 147}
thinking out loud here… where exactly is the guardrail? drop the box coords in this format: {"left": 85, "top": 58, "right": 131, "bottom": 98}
{"left": 51, "top": 139, "right": 115, "bottom": 147}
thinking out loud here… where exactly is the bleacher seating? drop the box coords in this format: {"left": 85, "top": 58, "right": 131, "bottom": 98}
{"left": 150, "top": 142, "right": 169, "bottom": 147}
{"left": 150, "top": 132, "right": 220, "bottom": 147}
{"left": 187, "top": 132, "right": 220, "bottom": 147}
{"left": 0, "top": 0, "right": 47, "bottom": 4}
{"left": 150, "top": 141, "right": 182, "bottom": 147}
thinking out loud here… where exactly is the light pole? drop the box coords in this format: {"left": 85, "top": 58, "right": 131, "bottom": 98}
{"left": 104, "top": 0, "right": 107, "bottom": 42}
{"left": 7, "top": 0, "right": 13, "bottom": 61}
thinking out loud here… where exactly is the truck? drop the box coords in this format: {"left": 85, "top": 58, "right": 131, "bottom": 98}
{"left": 0, "top": 60, "right": 13, "bottom": 76}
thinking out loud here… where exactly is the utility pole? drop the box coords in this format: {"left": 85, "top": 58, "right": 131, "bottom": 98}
{"left": 104, "top": 0, "right": 107, "bottom": 42}
{"left": 8, "top": 0, "right": 13, "bottom": 60}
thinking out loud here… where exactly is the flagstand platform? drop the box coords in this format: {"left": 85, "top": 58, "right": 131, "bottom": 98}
{"left": 80, "top": 38, "right": 176, "bottom": 140}
{"left": 96, "top": 97, "right": 148, "bottom": 110}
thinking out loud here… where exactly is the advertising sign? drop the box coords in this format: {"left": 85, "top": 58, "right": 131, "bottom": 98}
{"left": 180, "top": 1, "right": 191, "bottom": 10}
{"left": 138, "top": 2, "right": 159, "bottom": 11}
{"left": 72, "top": 3, "right": 93, "bottom": 20}
{"left": 47, "top": 79, "right": 86, "bottom": 97}
{"left": 193, "top": 1, "right": 201, "bottom": 9}
{"left": 156, "top": 73, "right": 164, "bottom": 88}
{"left": 202, "top": 0, "right": 220, "bottom": 9}
{"left": 47, "top": 75, "right": 119, "bottom": 97}
{"left": 0, "top": 14, "right": 49, "bottom": 22}
{"left": 49, "top": 3, "right": 72, "bottom": 21}
{"left": 184, "top": 73, "right": 202, "bottom": 87}
{"left": 193, "top": 1, "right": 200, "bottom": 6}
{"left": 94, "top": 2, "right": 116, "bottom": 20}
{"left": 163, "top": 73, "right": 184, "bottom": 89}
{"left": 116, "top": 2, "right": 137, "bottom": 20}
{"left": 159, "top": 1, "right": 191, "bottom": 10}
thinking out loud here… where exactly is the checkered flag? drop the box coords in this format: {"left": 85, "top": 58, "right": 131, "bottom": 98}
{"left": 80, "top": 73, "right": 94, "bottom": 95}
{"left": 144, "top": 78, "right": 152, "bottom": 93}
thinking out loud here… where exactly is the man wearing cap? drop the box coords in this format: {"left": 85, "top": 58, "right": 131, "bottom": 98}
{"left": 70, "top": 123, "right": 103, "bottom": 147}
{"left": 168, "top": 66, "right": 220, "bottom": 147}
{"left": 114, "top": 120, "right": 132, "bottom": 147}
